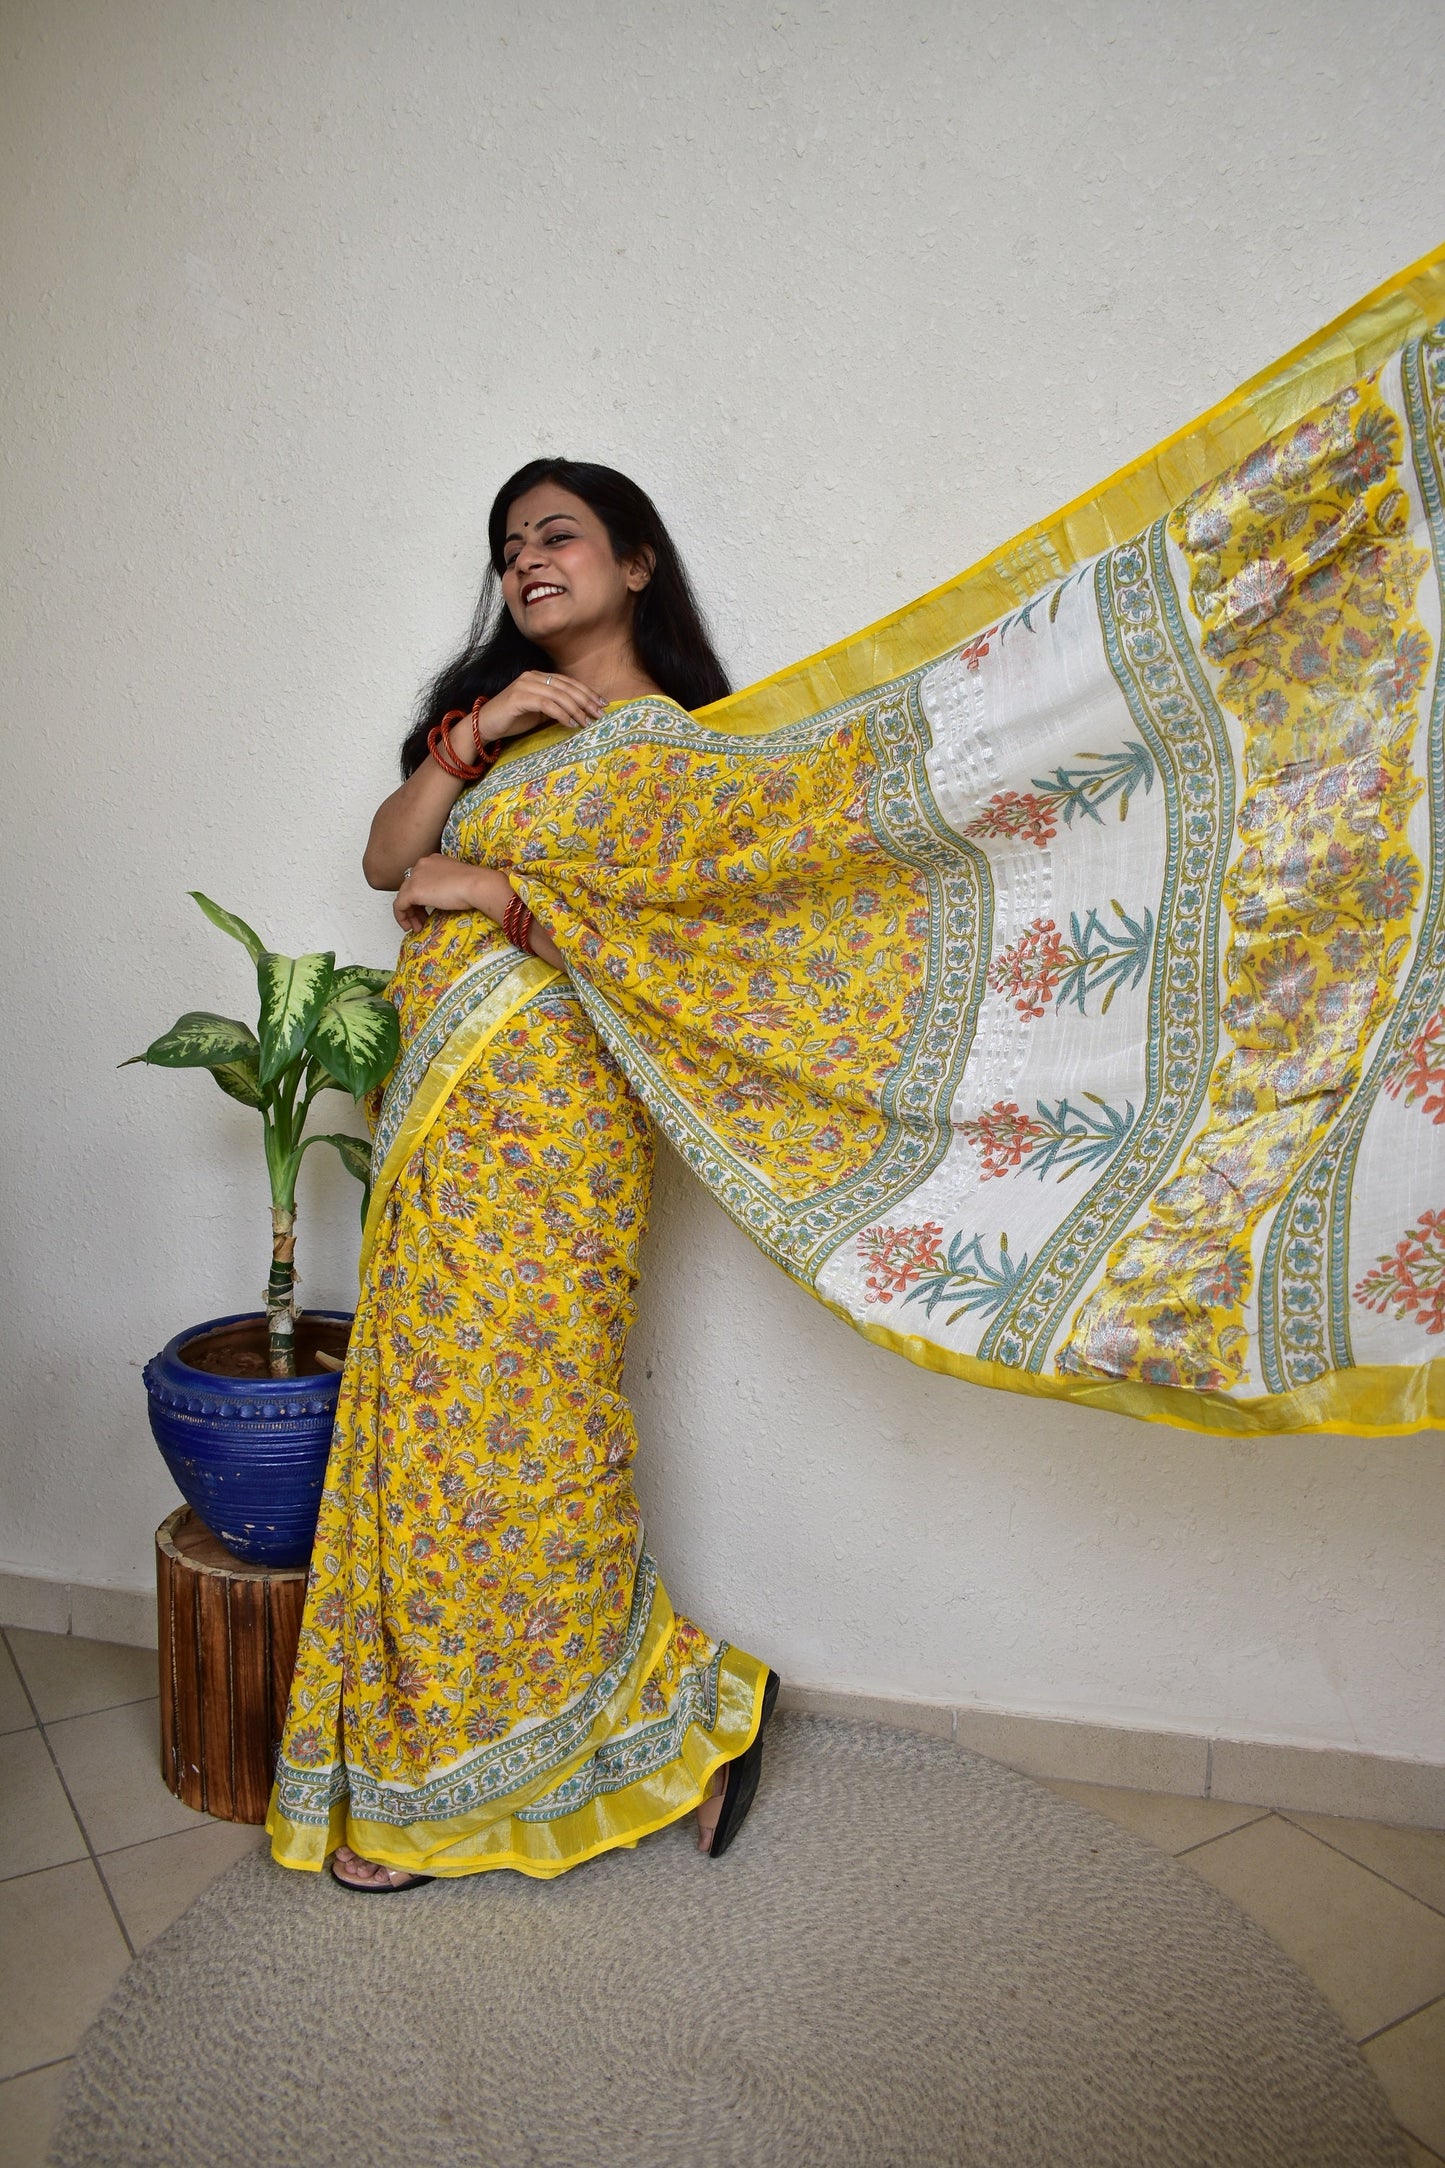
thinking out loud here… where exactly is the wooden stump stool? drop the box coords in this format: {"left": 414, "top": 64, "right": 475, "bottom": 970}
{"left": 155, "top": 1506, "right": 307, "bottom": 1824}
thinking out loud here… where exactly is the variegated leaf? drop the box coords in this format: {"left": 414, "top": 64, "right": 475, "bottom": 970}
{"left": 191, "top": 892, "right": 266, "bottom": 962}
{"left": 331, "top": 963, "right": 394, "bottom": 997}
{"left": 210, "top": 1054, "right": 264, "bottom": 1110}
{"left": 310, "top": 978, "right": 401, "bottom": 1098}
{"left": 123, "top": 1011, "right": 260, "bottom": 1071}
{"left": 257, "top": 950, "right": 335, "bottom": 1087}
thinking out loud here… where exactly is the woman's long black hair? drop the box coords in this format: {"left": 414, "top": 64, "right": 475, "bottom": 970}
{"left": 401, "top": 459, "right": 731, "bottom": 776}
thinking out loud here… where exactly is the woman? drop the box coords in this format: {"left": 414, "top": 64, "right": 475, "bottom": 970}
{"left": 267, "top": 462, "right": 779, "bottom": 1890}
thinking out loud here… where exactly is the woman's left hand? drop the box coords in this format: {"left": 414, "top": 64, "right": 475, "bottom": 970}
{"left": 392, "top": 855, "right": 565, "bottom": 971}
{"left": 393, "top": 854, "right": 507, "bottom": 933}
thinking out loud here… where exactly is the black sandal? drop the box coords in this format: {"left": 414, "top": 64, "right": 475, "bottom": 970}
{"left": 706, "top": 1669, "right": 780, "bottom": 1860}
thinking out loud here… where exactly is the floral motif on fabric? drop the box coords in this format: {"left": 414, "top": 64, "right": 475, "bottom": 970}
{"left": 957, "top": 1096, "right": 1135, "bottom": 1182}
{"left": 1252, "top": 331, "right": 1445, "bottom": 1390}
{"left": 366, "top": 916, "right": 520, "bottom": 1176}
{"left": 1354, "top": 1209, "right": 1445, "bottom": 1336}
{"left": 466, "top": 709, "right": 924, "bottom": 1199}
{"left": 899, "top": 1230, "right": 1025, "bottom": 1322}
{"left": 965, "top": 742, "right": 1155, "bottom": 849}
{"left": 856, "top": 1221, "right": 945, "bottom": 1303}
{"left": 1388, "top": 1001, "right": 1445, "bottom": 1124}
{"left": 856, "top": 1220, "right": 1024, "bottom": 1320}
{"left": 1350, "top": 999, "right": 1445, "bottom": 1352}
{"left": 1063, "top": 369, "right": 1431, "bottom": 1392}
{"left": 985, "top": 905, "right": 1154, "bottom": 1019}
{"left": 519, "top": 1635, "right": 725, "bottom": 1819}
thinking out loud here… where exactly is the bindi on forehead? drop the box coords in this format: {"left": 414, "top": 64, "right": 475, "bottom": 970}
{"left": 505, "top": 504, "right": 588, "bottom": 544}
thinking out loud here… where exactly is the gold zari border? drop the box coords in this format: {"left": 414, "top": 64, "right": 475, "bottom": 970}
{"left": 695, "top": 242, "right": 1445, "bottom": 737}
{"left": 358, "top": 954, "right": 563, "bottom": 1280}
{"left": 266, "top": 1602, "right": 768, "bottom": 1880}
{"left": 831, "top": 1303, "right": 1445, "bottom": 1439}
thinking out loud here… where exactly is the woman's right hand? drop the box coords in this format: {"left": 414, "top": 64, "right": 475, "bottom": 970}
{"left": 364, "top": 670, "right": 607, "bottom": 892}
{"left": 479, "top": 671, "right": 606, "bottom": 744}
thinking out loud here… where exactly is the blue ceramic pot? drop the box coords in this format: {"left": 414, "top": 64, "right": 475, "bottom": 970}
{"left": 143, "top": 1309, "right": 352, "bottom": 1568}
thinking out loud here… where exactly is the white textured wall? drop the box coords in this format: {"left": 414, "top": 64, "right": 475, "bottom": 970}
{"left": 3, "top": 0, "right": 1442, "bottom": 1758}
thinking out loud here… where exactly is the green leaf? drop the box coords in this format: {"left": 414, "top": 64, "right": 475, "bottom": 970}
{"left": 331, "top": 964, "right": 394, "bottom": 997}
{"left": 210, "top": 1054, "right": 265, "bottom": 1110}
{"left": 257, "top": 951, "right": 335, "bottom": 1087}
{"left": 122, "top": 1011, "right": 260, "bottom": 1070}
{"left": 310, "top": 979, "right": 400, "bottom": 1098}
{"left": 191, "top": 893, "right": 266, "bottom": 963}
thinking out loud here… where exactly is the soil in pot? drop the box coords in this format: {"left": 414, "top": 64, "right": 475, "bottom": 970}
{"left": 179, "top": 1314, "right": 351, "bottom": 1380}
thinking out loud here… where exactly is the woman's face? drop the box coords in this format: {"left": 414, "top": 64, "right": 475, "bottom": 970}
{"left": 499, "top": 485, "right": 650, "bottom": 652}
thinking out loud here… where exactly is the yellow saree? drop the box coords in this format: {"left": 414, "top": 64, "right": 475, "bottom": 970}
{"left": 267, "top": 886, "right": 768, "bottom": 1876}
{"left": 271, "top": 244, "right": 1445, "bottom": 1878}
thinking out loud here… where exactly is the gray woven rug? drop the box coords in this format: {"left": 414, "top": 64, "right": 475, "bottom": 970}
{"left": 51, "top": 1714, "right": 1404, "bottom": 2167}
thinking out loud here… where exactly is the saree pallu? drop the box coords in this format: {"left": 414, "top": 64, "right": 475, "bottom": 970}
{"left": 268, "top": 915, "right": 768, "bottom": 1876}
{"left": 454, "top": 248, "right": 1445, "bottom": 1441}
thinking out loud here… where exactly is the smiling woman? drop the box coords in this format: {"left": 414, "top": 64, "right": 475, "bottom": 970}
{"left": 268, "top": 463, "right": 778, "bottom": 1890}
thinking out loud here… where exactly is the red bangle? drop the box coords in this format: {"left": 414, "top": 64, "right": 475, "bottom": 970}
{"left": 502, "top": 892, "right": 535, "bottom": 956}
{"left": 429, "top": 698, "right": 499, "bottom": 784}
{"left": 470, "top": 698, "right": 492, "bottom": 769}
{"left": 428, "top": 721, "right": 479, "bottom": 780}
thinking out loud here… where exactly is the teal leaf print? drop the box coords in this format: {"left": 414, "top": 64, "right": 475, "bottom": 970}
{"left": 902, "top": 1231, "right": 1028, "bottom": 1325}
{"left": 1054, "top": 902, "right": 1156, "bottom": 1015}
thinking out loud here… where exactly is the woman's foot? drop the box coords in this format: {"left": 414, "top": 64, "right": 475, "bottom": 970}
{"left": 695, "top": 1669, "right": 781, "bottom": 1856}
{"left": 697, "top": 1665, "right": 779, "bottom": 1855}
{"left": 330, "top": 1844, "right": 432, "bottom": 1892}
{"left": 695, "top": 1767, "right": 727, "bottom": 1853}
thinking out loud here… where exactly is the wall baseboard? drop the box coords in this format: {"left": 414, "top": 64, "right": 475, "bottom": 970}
{"left": 3, "top": 1568, "right": 1437, "bottom": 1829}
{"left": 0, "top": 1568, "right": 158, "bottom": 1651}
{"left": 781, "top": 1684, "right": 1445, "bottom": 1830}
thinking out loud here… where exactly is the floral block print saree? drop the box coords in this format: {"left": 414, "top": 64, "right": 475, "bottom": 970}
{"left": 268, "top": 916, "right": 769, "bottom": 1875}
{"left": 270, "top": 246, "right": 1445, "bottom": 1876}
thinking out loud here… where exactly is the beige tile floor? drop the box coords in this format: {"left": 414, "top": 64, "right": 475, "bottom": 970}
{"left": 1, "top": 1628, "right": 1442, "bottom": 2168}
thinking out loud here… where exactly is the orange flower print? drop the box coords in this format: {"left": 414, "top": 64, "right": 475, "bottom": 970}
{"left": 965, "top": 792, "right": 1058, "bottom": 848}
{"left": 1355, "top": 1209, "right": 1445, "bottom": 1335}
{"left": 965, "top": 744, "right": 1155, "bottom": 850}
{"left": 986, "top": 918, "right": 1068, "bottom": 1019}
{"left": 856, "top": 1221, "right": 945, "bottom": 1303}
{"left": 1390, "top": 1004, "right": 1445, "bottom": 1123}
{"left": 957, "top": 1101, "right": 1046, "bottom": 1178}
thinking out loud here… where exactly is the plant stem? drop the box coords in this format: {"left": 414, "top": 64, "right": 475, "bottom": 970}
{"left": 262, "top": 1089, "right": 302, "bottom": 1381}
{"left": 267, "top": 1204, "right": 297, "bottom": 1377}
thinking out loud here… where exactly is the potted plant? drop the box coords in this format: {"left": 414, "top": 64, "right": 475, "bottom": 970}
{"left": 127, "top": 893, "right": 398, "bottom": 1567}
